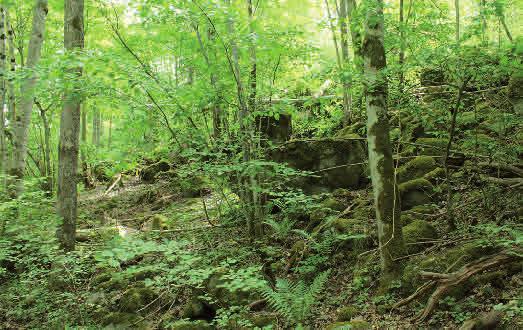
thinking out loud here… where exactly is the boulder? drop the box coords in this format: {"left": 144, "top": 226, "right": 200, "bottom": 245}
{"left": 396, "top": 156, "right": 437, "bottom": 183}
{"left": 402, "top": 220, "right": 438, "bottom": 253}
{"left": 415, "top": 138, "right": 447, "bottom": 157}
{"left": 269, "top": 138, "right": 368, "bottom": 194}
{"left": 399, "top": 178, "right": 434, "bottom": 210}
{"left": 119, "top": 286, "right": 157, "bottom": 313}
{"left": 336, "top": 306, "right": 358, "bottom": 322}
{"left": 139, "top": 160, "right": 170, "bottom": 183}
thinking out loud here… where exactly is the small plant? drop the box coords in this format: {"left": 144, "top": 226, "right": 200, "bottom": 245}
{"left": 261, "top": 271, "right": 330, "bottom": 327}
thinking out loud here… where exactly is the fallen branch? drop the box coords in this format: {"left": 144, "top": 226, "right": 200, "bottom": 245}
{"left": 104, "top": 173, "right": 122, "bottom": 196}
{"left": 414, "top": 250, "right": 521, "bottom": 322}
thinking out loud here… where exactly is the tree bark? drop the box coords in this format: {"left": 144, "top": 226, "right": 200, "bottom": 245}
{"left": 5, "top": 10, "right": 15, "bottom": 125}
{"left": 0, "top": 7, "right": 7, "bottom": 181}
{"left": 34, "top": 99, "right": 52, "bottom": 195}
{"left": 57, "top": 0, "right": 84, "bottom": 251}
{"left": 362, "top": 0, "right": 405, "bottom": 284}
{"left": 339, "top": 0, "right": 352, "bottom": 125}
{"left": 8, "top": 0, "right": 48, "bottom": 198}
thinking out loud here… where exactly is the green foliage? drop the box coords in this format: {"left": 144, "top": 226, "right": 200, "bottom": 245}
{"left": 261, "top": 271, "right": 330, "bottom": 327}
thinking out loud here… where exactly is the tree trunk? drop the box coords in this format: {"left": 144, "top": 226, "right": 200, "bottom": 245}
{"left": 57, "top": 0, "right": 84, "bottom": 251}
{"left": 455, "top": 0, "right": 460, "bottom": 45}
{"left": 8, "top": 0, "right": 48, "bottom": 198}
{"left": 0, "top": 8, "right": 6, "bottom": 181}
{"left": 339, "top": 0, "right": 352, "bottom": 125}
{"left": 362, "top": 0, "right": 405, "bottom": 284}
{"left": 35, "top": 100, "right": 52, "bottom": 195}
{"left": 92, "top": 105, "right": 99, "bottom": 145}
{"left": 399, "top": 0, "right": 405, "bottom": 93}
{"left": 5, "top": 10, "right": 15, "bottom": 125}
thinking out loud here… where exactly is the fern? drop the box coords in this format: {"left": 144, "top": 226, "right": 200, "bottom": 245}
{"left": 261, "top": 271, "right": 330, "bottom": 326}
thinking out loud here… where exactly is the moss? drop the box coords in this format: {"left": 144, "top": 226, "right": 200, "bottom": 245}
{"left": 326, "top": 320, "right": 371, "bottom": 330}
{"left": 399, "top": 178, "right": 434, "bottom": 210}
{"left": 140, "top": 160, "right": 170, "bottom": 182}
{"left": 397, "top": 156, "right": 437, "bottom": 183}
{"left": 170, "top": 320, "right": 212, "bottom": 330}
{"left": 250, "top": 313, "right": 277, "bottom": 327}
{"left": 322, "top": 197, "right": 346, "bottom": 212}
{"left": 180, "top": 175, "right": 206, "bottom": 198}
{"left": 100, "top": 275, "right": 129, "bottom": 291}
{"left": 332, "top": 188, "right": 351, "bottom": 199}
{"left": 92, "top": 272, "right": 112, "bottom": 287}
{"left": 337, "top": 306, "right": 358, "bottom": 321}
{"left": 402, "top": 241, "right": 500, "bottom": 293}
{"left": 416, "top": 138, "right": 447, "bottom": 157}
{"left": 101, "top": 312, "right": 145, "bottom": 328}
{"left": 119, "top": 287, "right": 157, "bottom": 313}
{"left": 402, "top": 220, "right": 438, "bottom": 253}
{"left": 423, "top": 167, "right": 445, "bottom": 184}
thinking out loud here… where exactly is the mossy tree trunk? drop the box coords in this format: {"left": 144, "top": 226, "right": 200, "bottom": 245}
{"left": 7, "top": 0, "right": 48, "bottom": 198}
{"left": 57, "top": 0, "right": 84, "bottom": 251}
{"left": 362, "top": 0, "right": 405, "bottom": 283}
{"left": 0, "top": 7, "right": 6, "bottom": 182}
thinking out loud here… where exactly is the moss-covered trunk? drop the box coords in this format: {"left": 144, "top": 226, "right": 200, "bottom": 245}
{"left": 362, "top": 0, "right": 405, "bottom": 283}
{"left": 57, "top": 0, "right": 84, "bottom": 251}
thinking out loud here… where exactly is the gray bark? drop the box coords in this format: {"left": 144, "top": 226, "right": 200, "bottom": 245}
{"left": 8, "top": 0, "right": 48, "bottom": 197}
{"left": 0, "top": 8, "right": 6, "bottom": 179}
{"left": 57, "top": 0, "right": 84, "bottom": 251}
{"left": 363, "top": 0, "right": 405, "bottom": 283}
{"left": 339, "top": 0, "right": 352, "bottom": 125}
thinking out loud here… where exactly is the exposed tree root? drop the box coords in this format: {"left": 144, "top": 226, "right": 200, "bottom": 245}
{"left": 394, "top": 250, "right": 521, "bottom": 322}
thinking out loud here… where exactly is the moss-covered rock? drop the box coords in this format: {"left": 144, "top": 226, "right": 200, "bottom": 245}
{"left": 101, "top": 312, "right": 144, "bottom": 328}
{"left": 397, "top": 156, "right": 438, "bottom": 183}
{"left": 182, "top": 297, "right": 215, "bottom": 321}
{"left": 332, "top": 188, "right": 352, "bottom": 199}
{"left": 415, "top": 138, "right": 447, "bottom": 157}
{"left": 142, "top": 214, "right": 169, "bottom": 231}
{"left": 335, "top": 125, "right": 362, "bottom": 139}
{"left": 399, "top": 178, "right": 434, "bottom": 210}
{"left": 423, "top": 167, "right": 445, "bottom": 184}
{"left": 326, "top": 320, "right": 371, "bottom": 330}
{"left": 139, "top": 160, "right": 170, "bottom": 183}
{"left": 169, "top": 320, "right": 213, "bottom": 330}
{"left": 322, "top": 197, "right": 347, "bottom": 212}
{"left": 402, "top": 220, "right": 438, "bottom": 253}
{"left": 119, "top": 286, "right": 157, "bottom": 313}
{"left": 249, "top": 313, "right": 277, "bottom": 327}
{"left": 337, "top": 306, "right": 358, "bottom": 321}
{"left": 269, "top": 138, "right": 368, "bottom": 194}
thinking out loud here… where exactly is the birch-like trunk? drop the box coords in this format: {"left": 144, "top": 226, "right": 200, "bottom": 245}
{"left": 57, "top": 0, "right": 84, "bottom": 251}
{"left": 363, "top": 0, "right": 405, "bottom": 284}
{"left": 5, "top": 10, "right": 15, "bottom": 124}
{"left": 0, "top": 8, "right": 6, "bottom": 179}
{"left": 455, "top": 0, "right": 460, "bottom": 45}
{"left": 8, "top": 0, "right": 48, "bottom": 197}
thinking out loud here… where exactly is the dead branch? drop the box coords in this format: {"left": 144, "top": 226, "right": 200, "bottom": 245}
{"left": 103, "top": 173, "right": 122, "bottom": 196}
{"left": 413, "top": 250, "right": 521, "bottom": 322}
{"left": 477, "top": 162, "right": 523, "bottom": 178}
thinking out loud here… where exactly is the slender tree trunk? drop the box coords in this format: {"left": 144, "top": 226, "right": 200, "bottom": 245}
{"left": 92, "top": 105, "right": 99, "bottom": 146}
{"left": 35, "top": 100, "right": 52, "bottom": 195}
{"left": 339, "top": 0, "right": 352, "bottom": 125}
{"left": 362, "top": 0, "right": 405, "bottom": 284}
{"left": 8, "top": 0, "right": 48, "bottom": 198}
{"left": 0, "top": 8, "right": 7, "bottom": 181}
{"left": 347, "top": 0, "right": 363, "bottom": 110}
{"left": 480, "top": 0, "right": 487, "bottom": 45}
{"left": 108, "top": 113, "right": 112, "bottom": 148}
{"left": 455, "top": 0, "right": 460, "bottom": 45}
{"left": 499, "top": 16, "right": 513, "bottom": 42}
{"left": 399, "top": 0, "right": 405, "bottom": 93}
{"left": 5, "top": 10, "right": 15, "bottom": 125}
{"left": 57, "top": 0, "right": 84, "bottom": 251}
{"left": 325, "top": 0, "right": 341, "bottom": 68}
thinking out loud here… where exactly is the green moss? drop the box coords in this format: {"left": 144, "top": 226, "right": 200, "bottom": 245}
{"left": 101, "top": 312, "right": 143, "bottom": 327}
{"left": 416, "top": 138, "right": 447, "bottom": 157}
{"left": 402, "top": 220, "right": 438, "bottom": 253}
{"left": 399, "top": 178, "right": 434, "bottom": 210}
{"left": 337, "top": 306, "right": 358, "bottom": 321}
{"left": 250, "top": 313, "right": 277, "bottom": 327}
{"left": 170, "top": 320, "right": 212, "bottom": 330}
{"left": 332, "top": 188, "right": 351, "bottom": 199}
{"left": 326, "top": 320, "right": 371, "bottom": 330}
{"left": 151, "top": 214, "right": 168, "bottom": 230}
{"left": 322, "top": 197, "right": 347, "bottom": 212}
{"left": 120, "top": 287, "right": 157, "bottom": 313}
{"left": 423, "top": 167, "right": 445, "bottom": 184}
{"left": 397, "top": 156, "right": 437, "bottom": 183}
